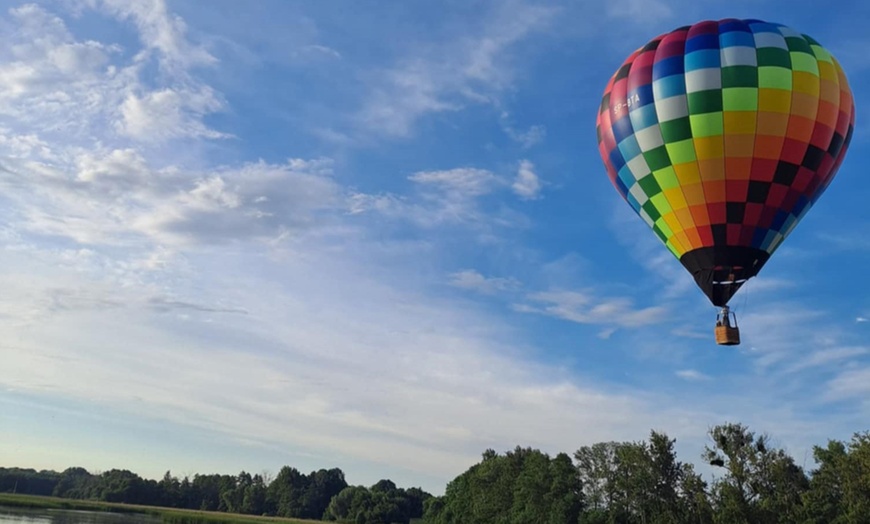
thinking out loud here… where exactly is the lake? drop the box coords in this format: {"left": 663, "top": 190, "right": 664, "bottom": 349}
{"left": 0, "top": 507, "right": 161, "bottom": 524}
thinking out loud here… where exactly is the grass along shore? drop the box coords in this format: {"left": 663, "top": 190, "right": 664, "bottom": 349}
{"left": 0, "top": 493, "right": 319, "bottom": 524}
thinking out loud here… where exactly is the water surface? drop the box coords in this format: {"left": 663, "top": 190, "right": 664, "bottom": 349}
{"left": 0, "top": 507, "right": 161, "bottom": 524}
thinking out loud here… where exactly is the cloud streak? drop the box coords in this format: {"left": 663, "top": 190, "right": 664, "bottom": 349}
{"left": 355, "top": 1, "right": 557, "bottom": 137}
{"left": 514, "top": 289, "right": 666, "bottom": 328}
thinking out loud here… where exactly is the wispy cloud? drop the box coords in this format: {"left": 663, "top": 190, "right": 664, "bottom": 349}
{"left": 0, "top": 2, "right": 224, "bottom": 146}
{"left": 90, "top": 0, "right": 218, "bottom": 69}
{"left": 0, "top": 235, "right": 714, "bottom": 487}
{"left": 514, "top": 289, "right": 666, "bottom": 328}
{"left": 347, "top": 166, "right": 534, "bottom": 235}
{"left": 500, "top": 111, "right": 546, "bottom": 148}
{"left": 449, "top": 269, "right": 520, "bottom": 295}
{"left": 148, "top": 296, "right": 248, "bottom": 315}
{"left": 116, "top": 87, "right": 229, "bottom": 142}
{"left": 816, "top": 230, "right": 870, "bottom": 251}
{"left": 737, "top": 304, "right": 832, "bottom": 369}
{"left": 294, "top": 44, "right": 342, "bottom": 60}
{"left": 356, "top": 1, "right": 557, "bottom": 137}
{"left": 1, "top": 152, "right": 342, "bottom": 246}
{"left": 676, "top": 369, "right": 711, "bottom": 381}
{"left": 784, "top": 346, "right": 869, "bottom": 374}
{"left": 409, "top": 168, "right": 499, "bottom": 198}
{"left": 826, "top": 366, "right": 870, "bottom": 402}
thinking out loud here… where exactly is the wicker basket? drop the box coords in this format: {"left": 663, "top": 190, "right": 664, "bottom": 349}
{"left": 715, "top": 324, "right": 740, "bottom": 345}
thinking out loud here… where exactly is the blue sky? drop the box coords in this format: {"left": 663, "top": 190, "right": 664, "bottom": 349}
{"left": 0, "top": 0, "right": 868, "bottom": 494}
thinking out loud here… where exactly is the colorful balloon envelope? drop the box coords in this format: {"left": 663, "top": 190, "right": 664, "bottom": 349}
{"left": 596, "top": 19, "right": 855, "bottom": 308}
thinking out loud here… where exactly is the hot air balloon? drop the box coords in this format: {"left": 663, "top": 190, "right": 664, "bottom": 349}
{"left": 596, "top": 19, "right": 855, "bottom": 345}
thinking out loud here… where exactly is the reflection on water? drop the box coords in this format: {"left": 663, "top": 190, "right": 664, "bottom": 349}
{"left": 0, "top": 507, "right": 161, "bottom": 524}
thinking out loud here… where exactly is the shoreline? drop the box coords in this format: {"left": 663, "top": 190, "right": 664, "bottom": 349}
{"left": 0, "top": 494, "right": 318, "bottom": 524}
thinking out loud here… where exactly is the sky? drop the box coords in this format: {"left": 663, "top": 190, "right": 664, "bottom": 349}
{"left": 0, "top": 0, "right": 868, "bottom": 495}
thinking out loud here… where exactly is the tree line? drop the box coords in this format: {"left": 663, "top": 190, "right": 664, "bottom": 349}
{"left": 3, "top": 422, "right": 870, "bottom": 523}
{"left": 0, "top": 465, "right": 430, "bottom": 523}
{"left": 425, "top": 423, "right": 870, "bottom": 524}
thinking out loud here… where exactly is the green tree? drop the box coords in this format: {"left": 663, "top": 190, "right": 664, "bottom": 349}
{"left": 575, "top": 432, "right": 711, "bottom": 524}
{"left": 703, "top": 423, "right": 808, "bottom": 524}
{"left": 52, "top": 467, "right": 95, "bottom": 499}
{"left": 425, "top": 446, "right": 583, "bottom": 524}
{"left": 804, "top": 432, "right": 870, "bottom": 523}
{"left": 158, "top": 471, "right": 181, "bottom": 507}
{"left": 268, "top": 466, "right": 308, "bottom": 517}
{"left": 545, "top": 453, "right": 583, "bottom": 524}
{"left": 298, "top": 468, "right": 347, "bottom": 519}
{"left": 324, "top": 482, "right": 422, "bottom": 524}
{"left": 242, "top": 473, "right": 268, "bottom": 515}
{"left": 574, "top": 442, "right": 620, "bottom": 514}
{"left": 0, "top": 468, "right": 61, "bottom": 496}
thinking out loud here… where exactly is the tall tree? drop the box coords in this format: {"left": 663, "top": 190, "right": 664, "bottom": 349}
{"left": 703, "top": 423, "right": 808, "bottom": 524}
{"left": 425, "top": 446, "right": 583, "bottom": 524}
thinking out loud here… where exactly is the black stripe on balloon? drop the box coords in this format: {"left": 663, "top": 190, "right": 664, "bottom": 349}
{"left": 773, "top": 161, "right": 799, "bottom": 186}
{"left": 747, "top": 180, "right": 772, "bottom": 203}
{"left": 801, "top": 144, "right": 826, "bottom": 171}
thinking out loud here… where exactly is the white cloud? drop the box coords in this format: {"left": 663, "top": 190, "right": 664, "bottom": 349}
{"left": 826, "top": 366, "right": 870, "bottom": 401}
{"left": 346, "top": 193, "right": 406, "bottom": 216}
{"left": 117, "top": 87, "right": 229, "bottom": 141}
{"left": 449, "top": 269, "right": 520, "bottom": 295}
{"left": 349, "top": 167, "right": 525, "bottom": 232}
{"left": 409, "top": 167, "right": 498, "bottom": 197}
{"left": 817, "top": 231, "right": 870, "bottom": 252}
{"left": 512, "top": 159, "right": 542, "bottom": 200}
{"left": 0, "top": 238, "right": 709, "bottom": 489}
{"left": 785, "top": 346, "right": 869, "bottom": 374}
{"left": 500, "top": 112, "right": 546, "bottom": 148}
{"left": 1, "top": 148, "right": 342, "bottom": 246}
{"left": 88, "top": 0, "right": 217, "bottom": 69}
{"left": 0, "top": 1, "right": 228, "bottom": 151}
{"left": 676, "top": 369, "right": 711, "bottom": 381}
{"left": 735, "top": 304, "right": 833, "bottom": 369}
{"left": 76, "top": 148, "right": 150, "bottom": 184}
{"left": 510, "top": 124, "right": 546, "bottom": 148}
{"left": 356, "top": 1, "right": 557, "bottom": 136}
{"left": 515, "top": 289, "right": 667, "bottom": 328}
{"left": 132, "top": 159, "right": 342, "bottom": 245}
{"left": 857, "top": 317, "right": 868, "bottom": 323}
{"left": 294, "top": 44, "right": 342, "bottom": 60}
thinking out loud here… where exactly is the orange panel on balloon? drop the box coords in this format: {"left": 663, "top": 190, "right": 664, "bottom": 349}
{"left": 702, "top": 180, "right": 727, "bottom": 203}
{"left": 681, "top": 183, "right": 707, "bottom": 206}
{"left": 786, "top": 115, "right": 817, "bottom": 142}
{"left": 724, "top": 135, "right": 756, "bottom": 158}
{"left": 755, "top": 112, "right": 790, "bottom": 137}
{"left": 689, "top": 204, "right": 712, "bottom": 226}
{"left": 698, "top": 159, "right": 726, "bottom": 181}
{"left": 725, "top": 157, "right": 754, "bottom": 179}
{"left": 753, "top": 135, "right": 785, "bottom": 160}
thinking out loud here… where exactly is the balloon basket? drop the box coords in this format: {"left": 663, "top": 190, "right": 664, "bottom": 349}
{"left": 715, "top": 324, "right": 740, "bottom": 345}
{"left": 714, "top": 307, "right": 740, "bottom": 346}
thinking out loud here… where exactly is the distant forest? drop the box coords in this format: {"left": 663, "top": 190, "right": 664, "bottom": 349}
{"left": 3, "top": 422, "right": 870, "bottom": 524}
